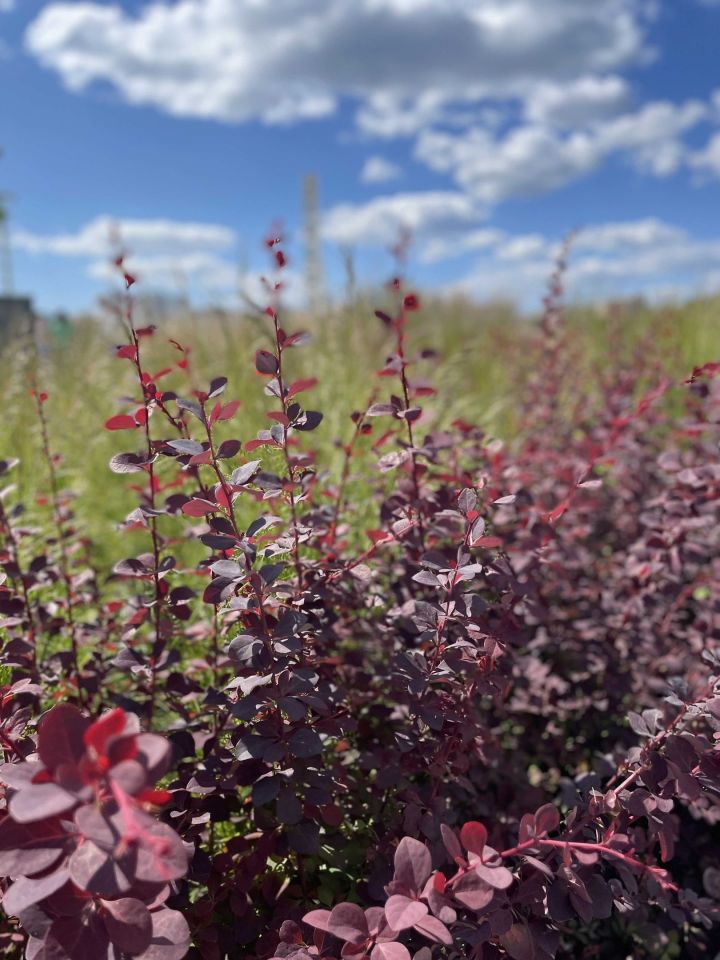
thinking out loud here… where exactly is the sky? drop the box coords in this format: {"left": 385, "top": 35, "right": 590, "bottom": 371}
{"left": 2, "top": 0, "right": 720, "bottom": 314}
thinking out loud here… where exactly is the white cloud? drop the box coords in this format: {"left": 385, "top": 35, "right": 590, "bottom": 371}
{"left": 690, "top": 132, "right": 720, "bottom": 177}
{"left": 13, "top": 216, "right": 239, "bottom": 297}
{"left": 0, "top": 1, "right": 15, "bottom": 11}
{"left": 361, "top": 156, "right": 402, "bottom": 184}
{"left": 25, "top": 0, "right": 650, "bottom": 126}
{"left": 321, "top": 191, "right": 478, "bottom": 247}
{"left": 415, "top": 98, "right": 707, "bottom": 203}
{"left": 13, "top": 216, "right": 235, "bottom": 258}
{"left": 496, "top": 235, "right": 550, "bottom": 261}
{"left": 420, "top": 228, "right": 505, "bottom": 263}
{"left": 573, "top": 218, "right": 687, "bottom": 250}
{"left": 450, "top": 218, "right": 720, "bottom": 307}
{"left": 415, "top": 125, "right": 598, "bottom": 203}
{"left": 525, "top": 75, "right": 630, "bottom": 126}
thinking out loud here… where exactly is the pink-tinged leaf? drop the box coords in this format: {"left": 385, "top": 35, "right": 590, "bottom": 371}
{"left": 394, "top": 838, "right": 432, "bottom": 892}
{"left": 209, "top": 401, "right": 223, "bottom": 426}
{"left": 371, "top": 943, "right": 411, "bottom": 960}
{"left": 441, "top": 824, "right": 463, "bottom": 863}
{"left": 500, "top": 923, "right": 536, "bottom": 960}
{"left": 303, "top": 910, "right": 332, "bottom": 933}
{"left": 518, "top": 813, "right": 536, "bottom": 843}
{"left": 287, "top": 378, "right": 318, "bottom": 398}
{"left": 143, "top": 906, "right": 191, "bottom": 960}
{"left": 105, "top": 415, "right": 138, "bottom": 431}
{"left": 102, "top": 898, "right": 152, "bottom": 954}
{"left": 523, "top": 855, "right": 554, "bottom": 878}
{"left": 384, "top": 895, "right": 427, "bottom": 931}
{"left": 245, "top": 438, "right": 276, "bottom": 452}
{"left": 189, "top": 449, "right": 213, "bottom": 466}
{"left": 413, "top": 915, "right": 453, "bottom": 946}
{"left": 452, "top": 872, "right": 494, "bottom": 911}
{"left": 181, "top": 499, "right": 218, "bottom": 517}
{"left": 9, "top": 782, "right": 77, "bottom": 823}
{"left": 473, "top": 536, "right": 503, "bottom": 549}
{"left": 474, "top": 861, "right": 514, "bottom": 890}
{"left": 543, "top": 500, "right": 570, "bottom": 523}
{"left": 2, "top": 867, "right": 70, "bottom": 916}
{"left": 38, "top": 704, "right": 90, "bottom": 773}
{"left": 215, "top": 486, "right": 232, "bottom": 510}
{"left": 217, "top": 400, "right": 241, "bottom": 422}
{"left": 328, "top": 903, "right": 368, "bottom": 944}
{"left": 115, "top": 344, "right": 137, "bottom": 361}
{"left": 534, "top": 803, "right": 560, "bottom": 836}
{"left": 460, "top": 821, "right": 487, "bottom": 857}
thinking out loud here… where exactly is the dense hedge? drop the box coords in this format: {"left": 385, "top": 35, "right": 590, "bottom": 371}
{"left": 0, "top": 244, "right": 719, "bottom": 959}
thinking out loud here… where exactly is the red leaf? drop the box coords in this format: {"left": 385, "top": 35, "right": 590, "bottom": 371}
{"left": 84, "top": 708, "right": 126, "bottom": 759}
{"left": 217, "top": 400, "right": 241, "bottom": 422}
{"left": 460, "top": 821, "right": 487, "bottom": 857}
{"left": 287, "top": 378, "right": 318, "bottom": 398}
{"left": 182, "top": 499, "right": 218, "bottom": 517}
{"left": 115, "top": 345, "right": 137, "bottom": 361}
{"left": 105, "top": 415, "right": 138, "bottom": 431}
{"left": 544, "top": 500, "right": 570, "bottom": 523}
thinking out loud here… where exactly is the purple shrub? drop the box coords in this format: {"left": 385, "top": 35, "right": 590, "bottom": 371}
{"left": 0, "top": 236, "right": 718, "bottom": 959}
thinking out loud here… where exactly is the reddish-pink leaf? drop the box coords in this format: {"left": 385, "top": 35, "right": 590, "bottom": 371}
{"left": 460, "top": 821, "right": 487, "bottom": 857}
{"left": 217, "top": 400, "right": 241, "bottom": 422}
{"left": 105, "top": 415, "right": 138, "bottom": 431}
{"left": 182, "top": 499, "right": 218, "bottom": 517}
{"left": 287, "top": 378, "right": 318, "bottom": 398}
{"left": 384, "top": 895, "right": 427, "bottom": 931}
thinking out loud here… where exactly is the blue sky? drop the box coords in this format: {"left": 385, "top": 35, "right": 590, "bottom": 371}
{"left": 2, "top": 0, "right": 720, "bottom": 313}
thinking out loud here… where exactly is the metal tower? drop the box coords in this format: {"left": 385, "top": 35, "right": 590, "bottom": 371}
{"left": 303, "top": 172, "right": 325, "bottom": 315}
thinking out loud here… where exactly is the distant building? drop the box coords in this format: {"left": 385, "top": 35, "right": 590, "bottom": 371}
{"left": 0, "top": 296, "right": 35, "bottom": 342}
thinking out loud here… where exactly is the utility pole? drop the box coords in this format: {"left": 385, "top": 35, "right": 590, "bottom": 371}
{"left": 303, "top": 172, "right": 325, "bottom": 315}
{"left": 0, "top": 149, "right": 14, "bottom": 295}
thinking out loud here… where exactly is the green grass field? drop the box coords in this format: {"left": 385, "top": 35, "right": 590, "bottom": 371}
{"left": 1, "top": 292, "right": 718, "bottom": 566}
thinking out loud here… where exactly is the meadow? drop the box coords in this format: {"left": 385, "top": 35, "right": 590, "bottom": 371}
{"left": 0, "top": 253, "right": 719, "bottom": 960}
{"left": 1, "top": 288, "right": 718, "bottom": 564}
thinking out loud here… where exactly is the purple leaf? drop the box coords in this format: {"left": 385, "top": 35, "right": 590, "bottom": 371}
{"left": 328, "top": 902, "right": 368, "bottom": 944}
{"left": 452, "top": 872, "right": 494, "bottom": 911}
{"left": 2, "top": 868, "right": 70, "bottom": 917}
{"left": 37, "top": 704, "right": 89, "bottom": 773}
{"left": 371, "top": 943, "right": 411, "bottom": 960}
{"left": 102, "top": 898, "right": 153, "bottom": 953}
{"left": 413, "top": 914, "right": 453, "bottom": 946}
{"left": 393, "top": 838, "right": 432, "bottom": 892}
{"left": 384, "top": 895, "right": 428, "bottom": 931}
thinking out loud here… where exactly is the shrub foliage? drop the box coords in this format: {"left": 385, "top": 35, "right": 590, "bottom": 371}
{"left": 0, "top": 243, "right": 719, "bottom": 959}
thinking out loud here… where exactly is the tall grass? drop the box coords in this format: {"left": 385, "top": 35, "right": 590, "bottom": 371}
{"left": 0, "top": 292, "right": 717, "bottom": 565}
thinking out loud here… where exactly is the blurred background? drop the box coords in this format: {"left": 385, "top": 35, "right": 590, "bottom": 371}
{"left": 1, "top": 0, "right": 719, "bottom": 553}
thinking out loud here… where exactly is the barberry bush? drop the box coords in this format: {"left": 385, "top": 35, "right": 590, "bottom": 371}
{"left": 0, "top": 238, "right": 719, "bottom": 960}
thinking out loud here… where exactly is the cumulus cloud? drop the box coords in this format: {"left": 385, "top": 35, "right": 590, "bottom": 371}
{"left": 321, "top": 191, "right": 478, "bottom": 247}
{"left": 13, "top": 216, "right": 236, "bottom": 258}
{"left": 13, "top": 216, "right": 239, "bottom": 296}
{"left": 415, "top": 99, "right": 707, "bottom": 203}
{"left": 420, "top": 228, "right": 505, "bottom": 264}
{"left": 690, "top": 132, "right": 720, "bottom": 177}
{"left": 361, "top": 156, "right": 402, "bottom": 184}
{"left": 450, "top": 218, "right": 720, "bottom": 307}
{"left": 524, "top": 75, "right": 630, "bottom": 126}
{"left": 25, "top": 0, "right": 650, "bottom": 126}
